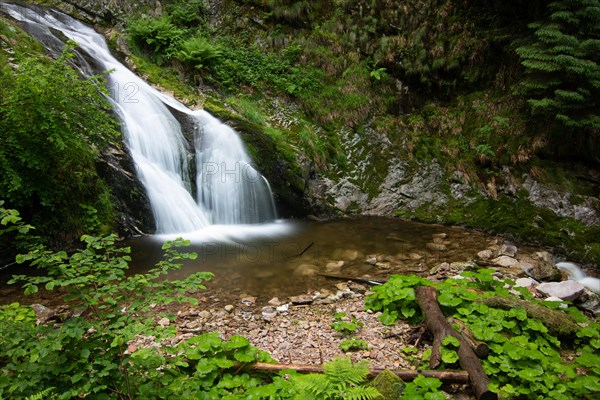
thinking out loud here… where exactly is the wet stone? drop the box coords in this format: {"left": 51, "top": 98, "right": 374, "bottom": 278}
{"left": 500, "top": 244, "right": 518, "bottom": 257}
{"left": 290, "top": 294, "right": 314, "bottom": 305}
{"left": 268, "top": 297, "right": 282, "bottom": 306}
{"left": 537, "top": 281, "right": 585, "bottom": 302}
{"left": 426, "top": 242, "right": 447, "bottom": 252}
{"left": 491, "top": 255, "right": 520, "bottom": 268}
{"left": 515, "top": 277, "right": 538, "bottom": 288}
{"left": 294, "top": 264, "right": 318, "bottom": 276}
{"left": 30, "top": 304, "right": 55, "bottom": 324}
{"left": 240, "top": 296, "right": 257, "bottom": 306}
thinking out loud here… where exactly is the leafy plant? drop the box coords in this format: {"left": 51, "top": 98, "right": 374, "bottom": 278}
{"left": 340, "top": 339, "right": 369, "bottom": 352}
{"left": 365, "top": 270, "right": 600, "bottom": 399}
{"left": 290, "top": 357, "right": 380, "bottom": 400}
{"left": 401, "top": 375, "right": 445, "bottom": 400}
{"left": 331, "top": 311, "right": 364, "bottom": 336}
{"left": 127, "top": 16, "right": 184, "bottom": 64}
{"left": 1, "top": 213, "right": 213, "bottom": 398}
{"left": 0, "top": 43, "right": 119, "bottom": 243}
{"left": 175, "top": 36, "right": 222, "bottom": 70}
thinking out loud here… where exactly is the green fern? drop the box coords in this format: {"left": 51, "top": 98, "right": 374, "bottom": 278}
{"left": 323, "top": 357, "right": 370, "bottom": 386}
{"left": 25, "top": 387, "right": 55, "bottom": 400}
{"left": 291, "top": 357, "right": 380, "bottom": 400}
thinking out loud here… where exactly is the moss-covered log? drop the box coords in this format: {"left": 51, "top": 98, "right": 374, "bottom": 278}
{"left": 477, "top": 296, "right": 579, "bottom": 338}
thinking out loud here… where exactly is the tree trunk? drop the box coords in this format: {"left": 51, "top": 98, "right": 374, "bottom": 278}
{"left": 415, "top": 286, "right": 497, "bottom": 400}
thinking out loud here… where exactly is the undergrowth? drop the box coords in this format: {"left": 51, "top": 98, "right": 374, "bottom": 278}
{"left": 365, "top": 270, "right": 600, "bottom": 399}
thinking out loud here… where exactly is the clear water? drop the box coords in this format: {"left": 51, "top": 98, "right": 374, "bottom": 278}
{"left": 125, "top": 216, "right": 507, "bottom": 304}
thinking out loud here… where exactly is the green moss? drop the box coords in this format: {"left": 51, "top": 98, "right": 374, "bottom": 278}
{"left": 369, "top": 370, "right": 405, "bottom": 400}
{"left": 128, "top": 54, "right": 199, "bottom": 104}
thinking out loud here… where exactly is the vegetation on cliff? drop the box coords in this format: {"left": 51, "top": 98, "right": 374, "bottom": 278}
{"left": 0, "top": 19, "right": 120, "bottom": 256}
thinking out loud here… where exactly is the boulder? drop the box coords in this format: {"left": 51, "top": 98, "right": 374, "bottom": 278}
{"left": 537, "top": 281, "right": 585, "bottom": 302}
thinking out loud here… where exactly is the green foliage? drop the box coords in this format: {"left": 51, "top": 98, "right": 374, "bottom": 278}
{"left": 401, "top": 375, "right": 445, "bottom": 400}
{"left": 331, "top": 311, "right": 364, "bottom": 336}
{"left": 0, "top": 43, "right": 119, "bottom": 242}
{"left": 365, "top": 270, "right": 600, "bottom": 399}
{"left": 0, "top": 221, "right": 215, "bottom": 398}
{"left": 516, "top": 0, "right": 600, "bottom": 130}
{"left": 339, "top": 339, "right": 369, "bottom": 352}
{"left": 24, "top": 387, "right": 56, "bottom": 400}
{"left": 291, "top": 357, "right": 381, "bottom": 400}
{"left": 127, "top": 16, "right": 184, "bottom": 64}
{"left": 165, "top": 0, "right": 208, "bottom": 28}
{"left": 175, "top": 35, "right": 222, "bottom": 70}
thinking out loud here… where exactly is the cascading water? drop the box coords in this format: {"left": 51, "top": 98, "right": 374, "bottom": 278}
{"left": 3, "top": 2, "right": 278, "bottom": 234}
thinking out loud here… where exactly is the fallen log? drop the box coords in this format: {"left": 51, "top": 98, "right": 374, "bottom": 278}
{"left": 234, "top": 362, "right": 469, "bottom": 383}
{"left": 477, "top": 296, "right": 579, "bottom": 338}
{"left": 448, "top": 317, "right": 489, "bottom": 358}
{"left": 415, "top": 286, "right": 497, "bottom": 400}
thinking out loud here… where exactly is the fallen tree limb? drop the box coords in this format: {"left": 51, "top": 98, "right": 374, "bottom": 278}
{"left": 448, "top": 317, "right": 489, "bottom": 358}
{"left": 477, "top": 296, "right": 579, "bottom": 338}
{"left": 416, "top": 286, "right": 497, "bottom": 400}
{"left": 234, "top": 362, "right": 469, "bottom": 383}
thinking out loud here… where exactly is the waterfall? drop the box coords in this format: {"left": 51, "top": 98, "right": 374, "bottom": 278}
{"left": 4, "top": 3, "right": 277, "bottom": 234}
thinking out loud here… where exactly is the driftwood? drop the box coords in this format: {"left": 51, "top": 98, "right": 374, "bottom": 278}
{"left": 234, "top": 362, "right": 469, "bottom": 383}
{"left": 415, "top": 286, "right": 497, "bottom": 400}
{"left": 318, "top": 273, "right": 386, "bottom": 286}
{"left": 448, "top": 317, "right": 490, "bottom": 358}
{"left": 477, "top": 296, "right": 579, "bottom": 338}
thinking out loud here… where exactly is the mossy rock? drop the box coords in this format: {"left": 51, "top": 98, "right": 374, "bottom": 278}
{"left": 369, "top": 369, "right": 405, "bottom": 400}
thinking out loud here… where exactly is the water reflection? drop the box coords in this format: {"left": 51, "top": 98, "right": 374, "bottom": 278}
{"left": 126, "top": 217, "right": 503, "bottom": 303}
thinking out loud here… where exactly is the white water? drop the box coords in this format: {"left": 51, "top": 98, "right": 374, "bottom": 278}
{"left": 5, "top": 3, "right": 279, "bottom": 235}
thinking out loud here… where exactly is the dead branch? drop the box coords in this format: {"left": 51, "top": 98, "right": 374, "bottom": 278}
{"left": 415, "top": 286, "right": 497, "bottom": 400}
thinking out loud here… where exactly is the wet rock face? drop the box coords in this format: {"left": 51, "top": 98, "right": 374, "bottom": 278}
{"left": 51, "top": 1, "right": 161, "bottom": 25}
{"left": 97, "top": 145, "right": 155, "bottom": 235}
{"left": 523, "top": 174, "right": 600, "bottom": 226}
{"left": 307, "top": 159, "right": 448, "bottom": 217}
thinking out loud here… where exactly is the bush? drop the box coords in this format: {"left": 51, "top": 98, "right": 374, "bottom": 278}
{"left": 127, "top": 16, "right": 184, "bottom": 64}
{"left": 175, "top": 36, "right": 222, "bottom": 70}
{"left": 0, "top": 43, "right": 119, "bottom": 243}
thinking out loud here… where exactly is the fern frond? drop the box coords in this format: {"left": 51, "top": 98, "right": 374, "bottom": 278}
{"left": 323, "top": 357, "right": 370, "bottom": 386}
{"left": 294, "top": 373, "right": 332, "bottom": 396}
{"left": 25, "top": 387, "right": 55, "bottom": 400}
{"left": 344, "top": 386, "right": 382, "bottom": 400}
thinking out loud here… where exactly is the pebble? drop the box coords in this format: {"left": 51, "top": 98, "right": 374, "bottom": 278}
{"left": 290, "top": 294, "right": 314, "bottom": 305}
{"left": 157, "top": 317, "right": 170, "bottom": 327}
{"left": 426, "top": 243, "right": 447, "bottom": 252}
{"left": 267, "top": 297, "right": 282, "bottom": 306}
{"left": 240, "top": 296, "right": 256, "bottom": 306}
{"left": 477, "top": 249, "right": 494, "bottom": 260}
{"left": 499, "top": 244, "right": 518, "bottom": 257}
{"left": 491, "top": 255, "right": 520, "bottom": 268}
{"left": 514, "top": 277, "right": 538, "bottom": 288}
{"left": 224, "top": 305, "right": 235, "bottom": 313}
